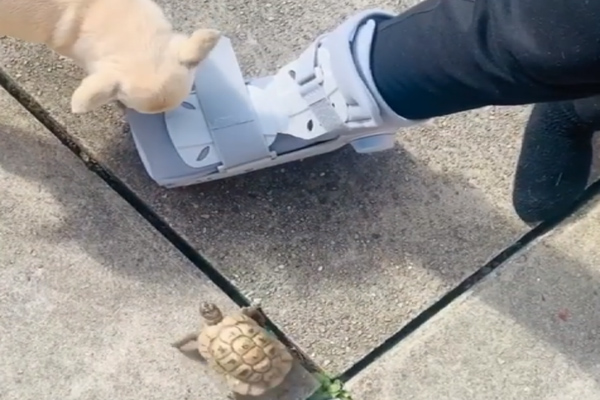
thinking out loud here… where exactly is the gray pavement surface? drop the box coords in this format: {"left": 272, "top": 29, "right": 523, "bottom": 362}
{"left": 0, "top": 87, "right": 317, "bottom": 400}
{"left": 346, "top": 199, "right": 600, "bottom": 400}
{"left": 0, "top": 0, "right": 531, "bottom": 373}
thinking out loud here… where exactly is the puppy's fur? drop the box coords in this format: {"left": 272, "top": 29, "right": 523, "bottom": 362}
{"left": 0, "top": 0, "right": 221, "bottom": 114}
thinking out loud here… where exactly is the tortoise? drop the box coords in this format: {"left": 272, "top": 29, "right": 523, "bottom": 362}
{"left": 172, "top": 302, "right": 294, "bottom": 398}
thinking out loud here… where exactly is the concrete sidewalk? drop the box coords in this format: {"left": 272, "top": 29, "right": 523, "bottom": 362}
{"left": 0, "top": 0, "right": 531, "bottom": 374}
{"left": 1, "top": 0, "right": 600, "bottom": 399}
{"left": 0, "top": 87, "right": 317, "bottom": 400}
{"left": 347, "top": 200, "right": 600, "bottom": 399}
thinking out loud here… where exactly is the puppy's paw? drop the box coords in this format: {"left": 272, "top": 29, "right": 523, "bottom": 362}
{"left": 71, "top": 72, "right": 119, "bottom": 114}
{"left": 71, "top": 97, "right": 91, "bottom": 114}
{"left": 178, "top": 28, "right": 222, "bottom": 68}
{"left": 195, "top": 28, "right": 221, "bottom": 44}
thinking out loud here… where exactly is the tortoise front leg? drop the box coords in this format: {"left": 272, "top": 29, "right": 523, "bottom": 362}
{"left": 171, "top": 332, "right": 198, "bottom": 349}
{"left": 171, "top": 331, "right": 207, "bottom": 363}
{"left": 242, "top": 305, "right": 267, "bottom": 327}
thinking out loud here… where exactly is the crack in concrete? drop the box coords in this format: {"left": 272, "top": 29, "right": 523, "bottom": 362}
{"left": 339, "top": 179, "right": 600, "bottom": 382}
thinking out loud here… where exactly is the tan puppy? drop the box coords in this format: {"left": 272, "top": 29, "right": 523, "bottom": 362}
{"left": 0, "top": 0, "right": 221, "bottom": 114}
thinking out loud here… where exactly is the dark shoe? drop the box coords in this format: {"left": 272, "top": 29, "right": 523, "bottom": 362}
{"left": 512, "top": 97, "right": 600, "bottom": 224}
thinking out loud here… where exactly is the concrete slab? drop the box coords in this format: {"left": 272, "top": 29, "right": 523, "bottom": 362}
{"left": 0, "top": 0, "right": 530, "bottom": 373}
{"left": 346, "top": 197, "right": 600, "bottom": 399}
{"left": 0, "top": 87, "right": 317, "bottom": 400}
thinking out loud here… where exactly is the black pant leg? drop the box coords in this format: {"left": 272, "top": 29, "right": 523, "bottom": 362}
{"left": 370, "top": 0, "right": 600, "bottom": 120}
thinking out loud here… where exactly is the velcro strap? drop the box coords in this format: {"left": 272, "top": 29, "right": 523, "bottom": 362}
{"left": 193, "top": 37, "right": 273, "bottom": 169}
{"left": 289, "top": 39, "right": 347, "bottom": 132}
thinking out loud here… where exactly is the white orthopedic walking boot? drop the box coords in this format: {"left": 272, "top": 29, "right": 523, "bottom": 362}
{"left": 126, "top": 9, "right": 427, "bottom": 188}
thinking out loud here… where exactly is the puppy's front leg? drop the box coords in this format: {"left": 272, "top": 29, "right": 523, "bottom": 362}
{"left": 71, "top": 72, "right": 119, "bottom": 114}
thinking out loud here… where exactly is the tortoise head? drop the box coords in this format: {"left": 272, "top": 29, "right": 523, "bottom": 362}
{"left": 199, "top": 302, "right": 223, "bottom": 325}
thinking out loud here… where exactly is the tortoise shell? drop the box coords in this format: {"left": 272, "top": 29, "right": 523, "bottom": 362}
{"left": 198, "top": 311, "right": 294, "bottom": 396}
